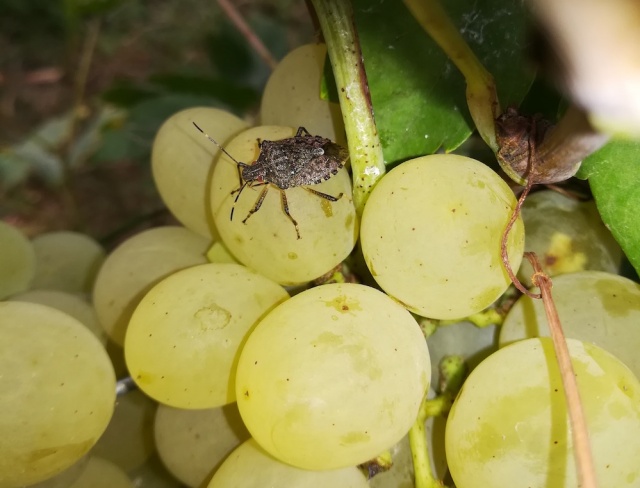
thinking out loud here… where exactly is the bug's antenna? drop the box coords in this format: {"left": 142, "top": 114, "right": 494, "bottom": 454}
{"left": 192, "top": 122, "right": 242, "bottom": 166}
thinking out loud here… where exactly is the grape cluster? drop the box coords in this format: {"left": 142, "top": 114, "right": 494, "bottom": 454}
{"left": 1, "top": 42, "right": 640, "bottom": 488}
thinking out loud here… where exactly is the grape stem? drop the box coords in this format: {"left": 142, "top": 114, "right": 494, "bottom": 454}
{"left": 310, "top": 0, "right": 386, "bottom": 214}
{"left": 402, "top": 0, "right": 500, "bottom": 153}
{"left": 409, "top": 395, "right": 446, "bottom": 488}
{"left": 525, "top": 253, "right": 599, "bottom": 488}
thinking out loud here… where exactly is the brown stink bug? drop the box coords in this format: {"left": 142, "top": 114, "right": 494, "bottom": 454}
{"left": 193, "top": 123, "right": 349, "bottom": 239}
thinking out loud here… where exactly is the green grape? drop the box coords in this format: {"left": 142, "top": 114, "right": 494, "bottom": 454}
{"left": 207, "top": 439, "right": 370, "bottom": 488}
{"left": 236, "top": 283, "right": 430, "bottom": 470}
{"left": 369, "top": 404, "right": 448, "bottom": 488}
{"left": 91, "top": 390, "right": 156, "bottom": 472}
{"left": 9, "top": 289, "right": 107, "bottom": 345}
{"left": 126, "top": 263, "right": 288, "bottom": 408}
{"left": 27, "top": 456, "right": 89, "bottom": 488}
{"left": 0, "top": 302, "right": 115, "bottom": 487}
{"left": 206, "top": 241, "right": 239, "bottom": 264}
{"left": 0, "top": 220, "right": 35, "bottom": 299}
{"left": 152, "top": 107, "right": 248, "bottom": 238}
{"left": 445, "top": 338, "right": 640, "bottom": 488}
{"left": 517, "top": 190, "right": 622, "bottom": 285}
{"left": 31, "top": 231, "right": 105, "bottom": 293}
{"left": 499, "top": 271, "right": 640, "bottom": 378}
{"left": 210, "top": 126, "right": 357, "bottom": 286}
{"left": 154, "top": 403, "right": 250, "bottom": 487}
{"left": 66, "top": 457, "right": 132, "bottom": 488}
{"left": 127, "top": 454, "right": 185, "bottom": 488}
{"left": 92, "top": 226, "right": 209, "bottom": 346}
{"left": 260, "top": 44, "right": 346, "bottom": 146}
{"left": 360, "top": 154, "right": 524, "bottom": 319}
{"left": 427, "top": 321, "right": 497, "bottom": 388}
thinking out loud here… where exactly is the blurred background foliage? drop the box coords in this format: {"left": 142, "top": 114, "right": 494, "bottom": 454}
{"left": 0, "top": 0, "right": 312, "bottom": 237}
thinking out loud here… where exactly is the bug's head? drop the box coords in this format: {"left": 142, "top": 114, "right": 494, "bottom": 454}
{"left": 240, "top": 162, "right": 266, "bottom": 184}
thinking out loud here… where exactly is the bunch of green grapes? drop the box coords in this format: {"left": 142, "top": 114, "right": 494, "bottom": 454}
{"left": 4, "top": 38, "right": 640, "bottom": 488}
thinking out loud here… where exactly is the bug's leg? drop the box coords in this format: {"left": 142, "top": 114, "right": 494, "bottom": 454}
{"left": 242, "top": 185, "right": 270, "bottom": 225}
{"left": 280, "top": 190, "right": 301, "bottom": 240}
{"left": 231, "top": 163, "right": 248, "bottom": 195}
{"left": 303, "top": 187, "right": 344, "bottom": 202}
{"left": 296, "top": 127, "right": 312, "bottom": 137}
{"left": 230, "top": 182, "right": 248, "bottom": 221}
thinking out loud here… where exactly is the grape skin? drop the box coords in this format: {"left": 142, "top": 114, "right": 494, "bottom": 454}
{"left": 31, "top": 231, "right": 105, "bottom": 294}
{"left": 125, "top": 263, "right": 289, "bottom": 409}
{"left": 9, "top": 290, "right": 107, "bottom": 345}
{"left": 235, "top": 283, "right": 430, "bottom": 470}
{"left": 0, "top": 302, "right": 115, "bottom": 487}
{"left": 207, "top": 439, "right": 370, "bottom": 488}
{"left": 517, "top": 190, "right": 622, "bottom": 285}
{"left": 499, "top": 271, "right": 640, "bottom": 378}
{"left": 154, "top": 403, "right": 250, "bottom": 487}
{"left": 92, "top": 226, "right": 209, "bottom": 346}
{"left": 152, "top": 107, "right": 248, "bottom": 238}
{"left": 0, "top": 221, "right": 36, "bottom": 300}
{"left": 360, "top": 154, "right": 524, "bottom": 320}
{"left": 445, "top": 338, "right": 640, "bottom": 488}
{"left": 260, "top": 43, "right": 346, "bottom": 146}
{"left": 91, "top": 389, "right": 156, "bottom": 473}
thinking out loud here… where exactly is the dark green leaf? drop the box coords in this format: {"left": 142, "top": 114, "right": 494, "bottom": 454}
{"left": 101, "top": 81, "right": 159, "bottom": 108}
{"left": 93, "top": 94, "right": 222, "bottom": 163}
{"left": 149, "top": 74, "right": 259, "bottom": 113}
{"left": 353, "top": 0, "right": 534, "bottom": 164}
{"left": 206, "top": 22, "right": 255, "bottom": 82}
{"left": 206, "top": 12, "right": 288, "bottom": 91}
{"left": 578, "top": 139, "right": 640, "bottom": 275}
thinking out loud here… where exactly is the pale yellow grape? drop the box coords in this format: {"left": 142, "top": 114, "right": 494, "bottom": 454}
{"left": 260, "top": 44, "right": 346, "bottom": 146}
{"left": 92, "top": 226, "right": 209, "bottom": 346}
{"left": 0, "top": 220, "right": 35, "bottom": 299}
{"left": 499, "top": 271, "right": 640, "bottom": 378}
{"left": 207, "top": 439, "right": 369, "bottom": 488}
{"left": 0, "top": 302, "right": 115, "bottom": 487}
{"left": 427, "top": 321, "right": 497, "bottom": 387}
{"left": 154, "top": 403, "right": 250, "bottom": 487}
{"left": 9, "top": 289, "right": 107, "bottom": 344}
{"left": 152, "top": 107, "right": 248, "bottom": 238}
{"left": 206, "top": 241, "right": 238, "bottom": 264}
{"left": 27, "top": 456, "right": 89, "bottom": 488}
{"left": 91, "top": 390, "right": 156, "bottom": 472}
{"left": 210, "top": 126, "right": 357, "bottom": 285}
{"left": 369, "top": 406, "right": 448, "bottom": 488}
{"left": 445, "top": 338, "right": 640, "bottom": 488}
{"left": 126, "top": 263, "right": 288, "bottom": 408}
{"left": 517, "top": 190, "right": 621, "bottom": 285}
{"left": 236, "top": 283, "right": 430, "bottom": 470}
{"left": 128, "top": 455, "right": 184, "bottom": 488}
{"left": 31, "top": 231, "right": 105, "bottom": 293}
{"left": 360, "top": 154, "right": 524, "bottom": 319}
{"left": 67, "top": 457, "right": 132, "bottom": 488}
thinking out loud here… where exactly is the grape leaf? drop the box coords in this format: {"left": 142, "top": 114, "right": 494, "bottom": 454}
{"left": 352, "top": 0, "right": 533, "bottom": 164}
{"left": 577, "top": 140, "right": 640, "bottom": 275}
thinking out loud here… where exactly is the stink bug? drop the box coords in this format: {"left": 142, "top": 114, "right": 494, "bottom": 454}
{"left": 193, "top": 123, "right": 349, "bottom": 239}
